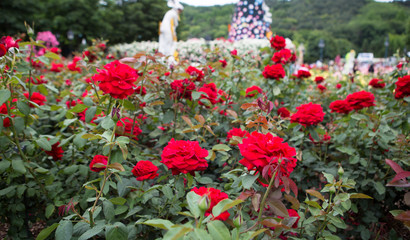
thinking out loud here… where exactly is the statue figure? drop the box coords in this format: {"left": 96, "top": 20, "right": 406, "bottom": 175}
{"left": 228, "top": 0, "right": 272, "bottom": 41}
{"left": 158, "top": 0, "right": 183, "bottom": 60}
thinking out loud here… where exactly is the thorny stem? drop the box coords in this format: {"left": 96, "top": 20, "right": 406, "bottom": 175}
{"left": 257, "top": 166, "right": 279, "bottom": 228}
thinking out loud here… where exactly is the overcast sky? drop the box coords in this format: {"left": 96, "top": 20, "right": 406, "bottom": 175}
{"left": 179, "top": 0, "right": 392, "bottom": 7}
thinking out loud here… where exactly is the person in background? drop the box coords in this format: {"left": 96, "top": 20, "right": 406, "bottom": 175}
{"left": 158, "top": 0, "right": 183, "bottom": 63}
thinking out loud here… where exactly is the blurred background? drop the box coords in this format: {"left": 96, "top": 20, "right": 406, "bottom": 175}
{"left": 0, "top": 0, "right": 409, "bottom": 62}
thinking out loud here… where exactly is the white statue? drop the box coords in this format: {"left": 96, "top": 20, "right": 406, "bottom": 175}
{"left": 158, "top": 0, "right": 183, "bottom": 61}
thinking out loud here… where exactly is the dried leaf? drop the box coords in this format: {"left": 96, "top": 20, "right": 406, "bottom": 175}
{"left": 226, "top": 110, "right": 238, "bottom": 118}
{"left": 306, "top": 189, "right": 325, "bottom": 201}
{"left": 284, "top": 194, "right": 300, "bottom": 210}
{"left": 195, "top": 115, "right": 206, "bottom": 126}
{"left": 181, "top": 116, "right": 193, "bottom": 128}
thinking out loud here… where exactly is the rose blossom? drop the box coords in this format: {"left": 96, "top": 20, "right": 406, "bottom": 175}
{"left": 198, "top": 83, "right": 218, "bottom": 105}
{"left": 246, "top": 86, "right": 263, "bottom": 98}
{"left": 296, "top": 68, "right": 311, "bottom": 79}
{"left": 277, "top": 107, "right": 290, "bottom": 118}
{"left": 170, "top": 79, "right": 196, "bottom": 100}
{"left": 90, "top": 155, "right": 108, "bottom": 172}
{"left": 345, "top": 91, "right": 375, "bottom": 110}
{"left": 329, "top": 100, "right": 353, "bottom": 114}
{"left": 92, "top": 60, "right": 139, "bottom": 99}
{"left": 317, "top": 84, "right": 326, "bottom": 92}
{"left": 0, "top": 44, "right": 6, "bottom": 57}
{"left": 262, "top": 64, "right": 286, "bottom": 80}
{"left": 219, "top": 59, "right": 227, "bottom": 68}
{"left": 0, "top": 36, "right": 21, "bottom": 50}
{"left": 290, "top": 102, "right": 325, "bottom": 127}
{"left": 272, "top": 48, "right": 292, "bottom": 64}
{"left": 67, "top": 56, "right": 82, "bottom": 73}
{"left": 186, "top": 66, "right": 204, "bottom": 82}
{"left": 191, "top": 187, "right": 230, "bottom": 221}
{"left": 132, "top": 161, "right": 159, "bottom": 181}
{"left": 314, "top": 76, "right": 325, "bottom": 84}
{"left": 44, "top": 142, "right": 64, "bottom": 160}
{"left": 161, "top": 139, "right": 208, "bottom": 175}
{"left": 231, "top": 49, "right": 237, "bottom": 56}
{"left": 336, "top": 83, "right": 342, "bottom": 89}
{"left": 394, "top": 75, "right": 410, "bottom": 99}
{"left": 369, "top": 78, "right": 385, "bottom": 89}
{"left": 226, "top": 128, "right": 249, "bottom": 143}
{"left": 238, "top": 132, "right": 297, "bottom": 181}
{"left": 50, "top": 63, "right": 64, "bottom": 72}
{"left": 24, "top": 92, "right": 47, "bottom": 107}
{"left": 270, "top": 35, "right": 286, "bottom": 50}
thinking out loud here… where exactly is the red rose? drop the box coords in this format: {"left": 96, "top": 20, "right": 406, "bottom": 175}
{"left": 44, "top": 142, "right": 64, "bottom": 160}
{"left": 199, "top": 83, "right": 218, "bottom": 105}
{"left": 0, "top": 44, "right": 6, "bottom": 57}
{"left": 0, "top": 103, "right": 14, "bottom": 128}
{"left": 317, "top": 84, "right": 326, "bottom": 92}
{"left": 136, "top": 86, "right": 147, "bottom": 96}
{"left": 329, "top": 100, "right": 353, "bottom": 114}
{"left": 397, "top": 62, "right": 403, "bottom": 69}
{"left": 191, "top": 187, "right": 230, "bottom": 221}
{"left": 345, "top": 91, "right": 375, "bottom": 110}
{"left": 296, "top": 69, "right": 311, "bottom": 79}
{"left": 336, "top": 83, "right": 342, "bottom": 89}
{"left": 270, "top": 35, "right": 286, "bottom": 50}
{"left": 226, "top": 128, "right": 249, "bottom": 143}
{"left": 161, "top": 139, "right": 208, "bottom": 175}
{"left": 82, "top": 50, "right": 98, "bottom": 62}
{"left": 92, "top": 60, "right": 139, "bottom": 99}
{"left": 90, "top": 155, "right": 108, "bottom": 172}
{"left": 291, "top": 102, "right": 325, "bottom": 127}
{"left": 217, "top": 89, "right": 232, "bottom": 104}
{"left": 186, "top": 66, "right": 204, "bottom": 82}
{"left": 27, "top": 75, "right": 47, "bottom": 85}
{"left": 314, "top": 76, "right": 324, "bottom": 84}
{"left": 262, "top": 64, "right": 286, "bottom": 80}
{"left": 277, "top": 107, "right": 290, "bottom": 118}
{"left": 394, "top": 75, "right": 410, "bottom": 99}
{"left": 246, "top": 85, "right": 263, "bottom": 98}
{"left": 50, "top": 63, "right": 64, "bottom": 72}
{"left": 219, "top": 59, "right": 227, "bottom": 68}
{"left": 67, "top": 56, "right": 82, "bottom": 73}
{"left": 369, "top": 78, "right": 385, "bottom": 89}
{"left": 238, "top": 132, "right": 297, "bottom": 181}
{"left": 0, "top": 36, "right": 21, "bottom": 50}
{"left": 48, "top": 47, "right": 61, "bottom": 54}
{"left": 116, "top": 117, "right": 142, "bottom": 140}
{"left": 164, "top": 72, "right": 170, "bottom": 76}
{"left": 24, "top": 92, "right": 47, "bottom": 107}
{"left": 132, "top": 161, "right": 159, "bottom": 181}
{"left": 272, "top": 49, "right": 292, "bottom": 64}
{"left": 278, "top": 209, "right": 300, "bottom": 228}
{"left": 231, "top": 49, "right": 237, "bottom": 56}
{"left": 170, "top": 79, "right": 196, "bottom": 100}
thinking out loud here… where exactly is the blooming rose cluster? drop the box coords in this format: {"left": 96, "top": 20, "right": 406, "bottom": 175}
{"left": 67, "top": 56, "right": 82, "bottom": 73}
{"left": 219, "top": 59, "right": 227, "bottom": 68}
{"left": 346, "top": 91, "right": 375, "bottom": 110}
{"left": 245, "top": 85, "right": 263, "bottom": 98}
{"left": 44, "top": 142, "right": 64, "bottom": 160}
{"left": 329, "top": 100, "right": 353, "bottom": 114}
{"left": 0, "top": 36, "right": 21, "bottom": 57}
{"left": 226, "top": 128, "right": 249, "bottom": 144}
{"left": 270, "top": 35, "right": 286, "bottom": 50}
{"left": 368, "top": 78, "right": 385, "bottom": 89}
{"left": 92, "top": 60, "right": 139, "bottom": 99}
{"left": 272, "top": 49, "right": 292, "bottom": 64}
{"left": 191, "top": 187, "right": 230, "bottom": 221}
{"left": 296, "top": 68, "right": 311, "bottom": 79}
{"left": 161, "top": 139, "right": 208, "bottom": 175}
{"left": 50, "top": 63, "right": 64, "bottom": 72}
{"left": 170, "top": 79, "right": 196, "bottom": 100}
{"left": 90, "top": 155, "right": 108, "bottom": 172}
{"left": 186, "top": 66, "right": 204, "bottom": 82}
{"left": 314, "top": 76, "right": 325, "bottom": 84}
{"left": 262, "top": 64, "right": 285, "bottom": 80}
{"left": 24, "top": 92, "right": 47, "bottom": 108}
{"left": 394, "top": 75, "right": 410, "bottom": 99}
{"left": 132, "top": 161, "right": 159, "bottom": 181}
{"left": 198, "top": 83, "right": 218, "bottom": 105}
{"left": 291, "top": 102, "right": 325, "bottom": 127}
{"left": 317, "top": 84, "right": 327, "bottom": 92}
{"left": 277, "top": 107, "right": 290, "bottom": 118}
{"left": 116, "top": 117, "right": 142, "bottom": 141}
{"left": 238, "top": 132, "right": 297, "bottom": 181}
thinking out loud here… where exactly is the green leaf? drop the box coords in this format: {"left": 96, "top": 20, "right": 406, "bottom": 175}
{"left": 305, "top": 200, "right": 322, "bottom": 209}
{"left": 163, "top": 226, "right": 192, "bottom": 240}
{"left": 350, "top": 193, "right": 373, "bottom": 199}
{"left": 36, "top": 223, "right": 59, "bottom": 240}
{"left": 249, "top": 229, "right": 268, "bottom": 239}
{"left": 194, "top": 228, "right": 212, "bottom": 240}
{"left": 327, "top": 215, "right": 347, "bottom": 229}
{"left": 122, "top": 100, "right": 136, "bottom": 111}
{"left": 78, "top": 224, "right": 104, "bottom": 240}
{"left": 207, "top": 220, "right": 231, "bottom": 240}
{"left": 373, "top": 181, "right": 386, "bottom": 195}
{"left": 45, "top": 204, "right": 55, "bottom": 219}
{"left": 125, "top": 206, "right": 143, "bottom": 219}
{"left": 142, "top": 219, "right": 174, "bottom": 230}
{"left": 101, "top": 117, "right": 115, "bottom": 130}
{"left": 0, "top": 89, "right": 11, "bottom": 106}
{"left": 0, "top": 186, "right": 15, "bottom": 196}
{"left": 44, "top": 52, "right": 61, "bottom": 60}
{"left": 12, "top": 159, "right": 26, "bottom": 174}
{"left": 55, "top": 220, "right": 73, "bottom": 240}
{"left": 322, "top": 172, "right": 335, "bottom": 183}
{"left": 17, "top": 101, "right": 30, "bottom": 115}
{"left": 186, "top": 191, "right": 202, "bottom": 218}
{"left": 336, "top": 146, "right": 355, "bottom": 155}
{"left": 103, "top": 200, "right": 115, "bottom": 221}
{"left": 105, "top": 222, "right": 128, "bottom": 240}
{"left": 192, "top": 91, "right": 201, "bottom": 100}
{"left": 36, "top": 138, "right": 52, "bottom": 151}
{"left": 242, "top": 173, "right": 259, "bottom": 189}
{"left": 0, "top": 160, "right": 11, "bottom": 173}
{"left": 85, "top": 106, "right": 97, "bottom": 123}
{"left": 70, "top": 104, "right": 88, "bottom": 113}
{"left": 272, "top": 85, "right": 281, "bottom": 96}
{"left": 109, "top": 197, "right": 127, "bottom": 205}
{"left": 162, "top": 185, "right": 174, "bottom": 200}
{"left": 212, "top": 144, "right": 231, "bottom": 152}
{"left": 212, "top": 199, "right": 243, "bottom": 218}
{"left": 163, "top": 111, "right": 174, "bottom": 124}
